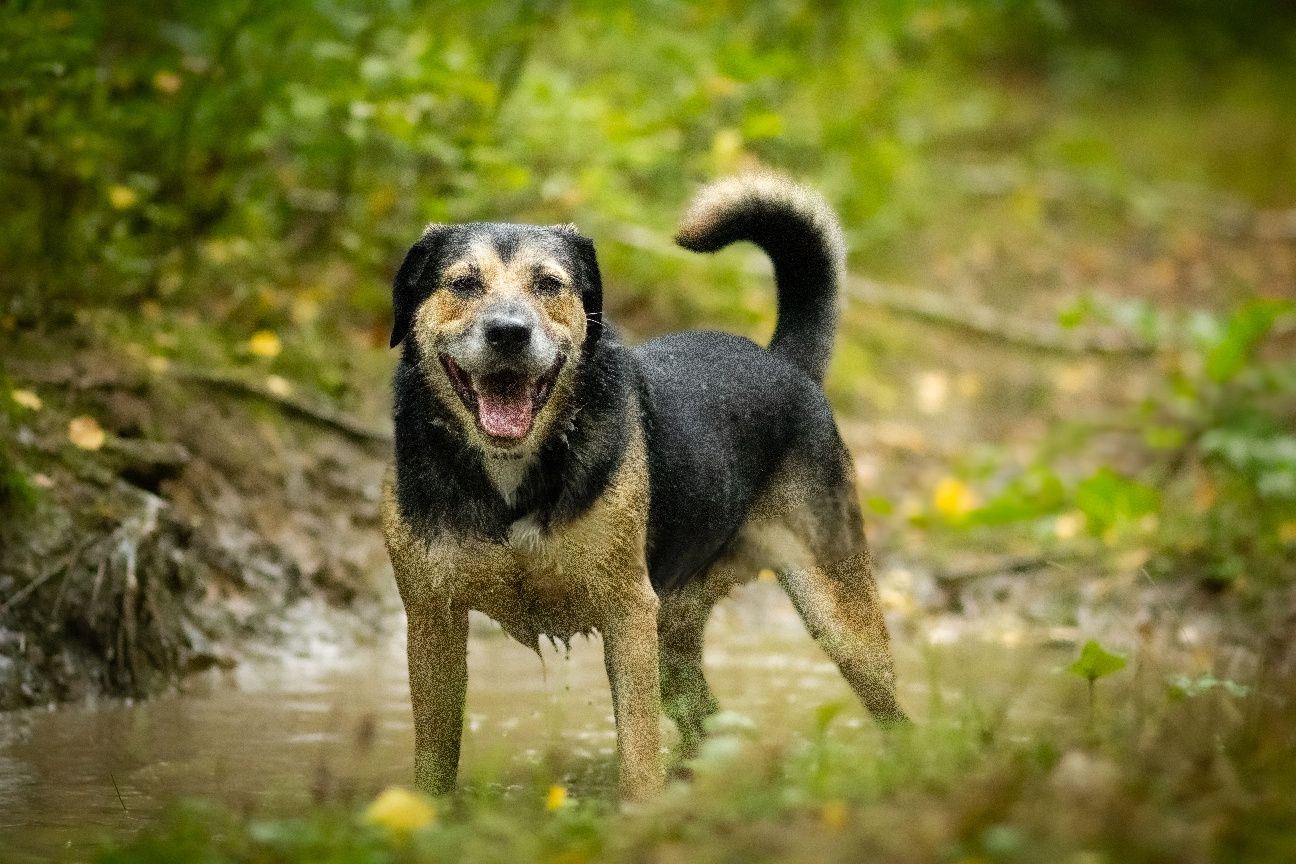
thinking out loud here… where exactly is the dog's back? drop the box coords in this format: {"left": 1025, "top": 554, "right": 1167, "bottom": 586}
{"left": 632, "top": 174, "right": 854, "bottom": 591}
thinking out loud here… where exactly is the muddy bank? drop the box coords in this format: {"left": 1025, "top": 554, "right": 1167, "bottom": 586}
{"left": 0, "top": 342, "right": 395, "bottom": 709}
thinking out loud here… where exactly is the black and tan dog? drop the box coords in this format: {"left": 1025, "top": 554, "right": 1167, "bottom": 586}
{"left": 382, "top": 173, "right": 907, "bottom": 801}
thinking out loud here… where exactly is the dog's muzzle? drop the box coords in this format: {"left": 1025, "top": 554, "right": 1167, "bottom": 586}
{"left": 439, "top": 301, "right": 565, "bottom": 445}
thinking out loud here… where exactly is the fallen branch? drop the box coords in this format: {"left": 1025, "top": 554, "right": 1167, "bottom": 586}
{"left": 946, "top": 161, "right": 1296, "bottom": 241}
{"left": 171, "top": 366, "right": 392, "bottom": 447}
{"left": 12, "top": 361, "right": 393, "bottom": 448}
{"left": 845, "top": 274, "right": 1153, "bottom": 357}
{"left": 933, "top": 553, "right": 1084, "bottom": 586}
{"left": 606, "top": 224, "right": 1155, "bottom": 358}
{"left": 0, "top": 539, "right": 92, "bottom": 617}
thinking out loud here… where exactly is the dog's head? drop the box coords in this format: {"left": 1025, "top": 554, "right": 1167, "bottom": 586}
{"left": 389, "top": 222, "right": 603, "bottom": 451}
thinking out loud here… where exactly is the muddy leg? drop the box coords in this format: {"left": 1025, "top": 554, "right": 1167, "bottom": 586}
{"left": 602, "top": 600, "right": 665, "bottom": 801}
{"left": 778, "top": 553, "right": 908, "bottom": 726}
{"left": 658, "top": 593, "right": 720, "bottom": 759}
{"left": 405, "top": 606, "right": 470, "bottom": 795}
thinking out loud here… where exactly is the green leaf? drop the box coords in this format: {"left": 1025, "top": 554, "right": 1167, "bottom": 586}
{"left": 813, "top": 701, "right": 846, "bottom": 735}
{"left": 1056, "top": 295, "right": 1093, "bottom": 330}
{"left": 1068, "top": 640, "right": 1127, "bottom": 682}
{"left": 1073, "top": 468, "right": 1159, "bottom": 534}
{"left": 865, "top": 495, "right": 894, "bottom": 515}
{"left": 1204, "top": 299, "right": 1292, "bottom": 383}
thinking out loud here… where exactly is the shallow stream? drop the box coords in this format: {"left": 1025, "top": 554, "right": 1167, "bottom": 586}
{"left": 0, "top": 586, "right": 1065, "bottom": 863}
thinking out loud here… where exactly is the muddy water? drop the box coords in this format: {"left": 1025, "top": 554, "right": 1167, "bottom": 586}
{"left": 0, "top": 586, "right": 1064, "bottom": 863}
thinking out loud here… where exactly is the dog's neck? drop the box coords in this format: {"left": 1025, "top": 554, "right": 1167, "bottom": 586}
{"left": 391, "top": 334, "right": 632, "bottom": 543}
{"left": 480, "top": 447, "right": 534, "bottom": 506}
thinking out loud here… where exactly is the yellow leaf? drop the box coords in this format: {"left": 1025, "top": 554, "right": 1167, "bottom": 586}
{"left": 364, "top": 787, "right": 436, "bottom": 835}
{"left": 10, "top": 389, "right": 42, "bottom": 411}
{"left": 152, "top": 70, "right": 182, "bottom": 94}
{"left": 108, "top": 185, "right": 138, "bottom": 210}
{"left": 247, "top": 330, "right": 282, "bottom": 359}
{"left": 1054, "top": 511, "right": 1085, "bottom": 540}
{"left": 710, "top": 128, "right": 743, "bottom": 172}
{"left": 913, "top": 370, "right": 949, "bottom": 414}
{"left": 545, "top": 784, "right": 569, "bottom": 811}
{"left": 820, "top": 800, "right": 848, "bottom": 831}
{"left": 933, "top": 477, "right": 978, "bottom": 518}
{"left": 704, "top": 75, "right": 739, "bottom": 98}
{"left": 264, "top": 375, "right": 292, "bottom": 397}
{"left": 1279, "top": 521, "right": 1296, "bottom": 545}
{"left": 67, "top": 416, "right": 106, "bottom": 451}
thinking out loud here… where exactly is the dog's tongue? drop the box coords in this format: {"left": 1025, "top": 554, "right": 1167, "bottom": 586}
{"left": 477, "top": 389, "right": 533, "bottom": 440}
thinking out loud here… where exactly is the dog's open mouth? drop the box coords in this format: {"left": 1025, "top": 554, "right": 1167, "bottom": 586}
{"left": 440, "top": 354, "right": 565, "bottom": 443}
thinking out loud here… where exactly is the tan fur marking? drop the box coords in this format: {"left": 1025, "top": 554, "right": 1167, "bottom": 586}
{"left": 408, "top": 237, "right": 588, "bottom": 455}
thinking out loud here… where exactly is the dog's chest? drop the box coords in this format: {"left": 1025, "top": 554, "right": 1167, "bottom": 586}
{"left": 382, "top": 426, "right": 653, "bottom": 647}
{"left": 464, "top": 521, "right": 620, "bottom": 642}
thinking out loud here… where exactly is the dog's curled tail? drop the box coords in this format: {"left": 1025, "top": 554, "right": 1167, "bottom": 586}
{"left": 675, "top": 172, "right": 845, "bottom": 383}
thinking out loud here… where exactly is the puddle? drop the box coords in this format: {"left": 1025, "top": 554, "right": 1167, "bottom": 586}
{"left": 0, "top": 585, "right": 1068, "bottom": 863}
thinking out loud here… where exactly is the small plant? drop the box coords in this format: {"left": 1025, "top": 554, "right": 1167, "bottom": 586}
{"left": 1167, "top": 673, "right": 1251, "bottom": 700}
{"left": 1068, "top": 640, "right": 1128, "bottom": 720}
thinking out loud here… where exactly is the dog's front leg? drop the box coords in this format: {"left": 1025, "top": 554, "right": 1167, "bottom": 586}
{"left": 602, "top": 596, "right": 665, "bottom": 801}
{"left": 405, "top": 605, "right": 469, "bottom": 795}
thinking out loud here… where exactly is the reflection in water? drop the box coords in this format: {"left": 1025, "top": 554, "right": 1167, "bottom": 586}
{"left": 0, "top": 585, "right": 1055, "bottom": 863}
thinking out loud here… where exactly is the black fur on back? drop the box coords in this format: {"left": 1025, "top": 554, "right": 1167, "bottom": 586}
{"left": 632, "top": 331, "right": 854, "bottom": 590}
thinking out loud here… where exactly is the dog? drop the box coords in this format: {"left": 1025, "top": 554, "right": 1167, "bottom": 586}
{"left": 382, "top": 173, "right": 907, "bottom": 802}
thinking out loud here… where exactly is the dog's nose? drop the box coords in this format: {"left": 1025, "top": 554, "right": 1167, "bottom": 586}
{"left": 483, "top": 316, "right": 532, "bottom": 352}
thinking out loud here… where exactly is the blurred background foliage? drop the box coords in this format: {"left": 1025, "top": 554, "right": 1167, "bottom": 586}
{"left": 2, "top": 0, "right": 1295, "bottom": 589}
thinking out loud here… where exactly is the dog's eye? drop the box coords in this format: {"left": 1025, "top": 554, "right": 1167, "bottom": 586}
{"left": 534, "top": 274, "right": 564, "bottom": 296}
{"left": 448, "top": 275, "right": 482, "bottom": 297}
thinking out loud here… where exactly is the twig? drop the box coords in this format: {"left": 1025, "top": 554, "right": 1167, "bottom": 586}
{"left": 845, "top": 274, "right": 1153, "bottom": 357}
{"left": 933, "top": 553, "right": 1083, "bottom": 586}
{"left": 109, "top": 772, "right": 128, "bottom": 813}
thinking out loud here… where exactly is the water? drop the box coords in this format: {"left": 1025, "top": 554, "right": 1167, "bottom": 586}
{"left": 0, "top": 586, "right": 1061, "bottom": 863}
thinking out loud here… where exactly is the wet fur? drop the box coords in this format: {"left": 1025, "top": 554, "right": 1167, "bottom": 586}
{"left": 383, "top": 173, "right": 906, "bottom": 802}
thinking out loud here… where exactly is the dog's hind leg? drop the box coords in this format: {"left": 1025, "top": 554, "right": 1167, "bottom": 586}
{"left": 778, "top": 551, "right": 907, "bottom": 726}
{"left": 657, "top": 579, "right": 726, "bottom": 759}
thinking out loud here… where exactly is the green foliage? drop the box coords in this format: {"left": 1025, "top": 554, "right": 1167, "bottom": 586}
{"left": 943, "top": 295, "right": 1296, "bottom": 589}
{"left": 1204, "top": 299, "right": 1291, "bottom": 383}
{"left": 1072, "top": 468, "right": 1159, "bottom": 537}
{"left": 1067, "top": 640, "right": 1127, "bottom": 683}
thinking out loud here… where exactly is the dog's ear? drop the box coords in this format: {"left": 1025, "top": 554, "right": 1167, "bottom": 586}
{"left": 555, "top": 226, "right": 603, "bottom": 351}
{"left": 389, "top": 224, "right": 447, "bottom": 349}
